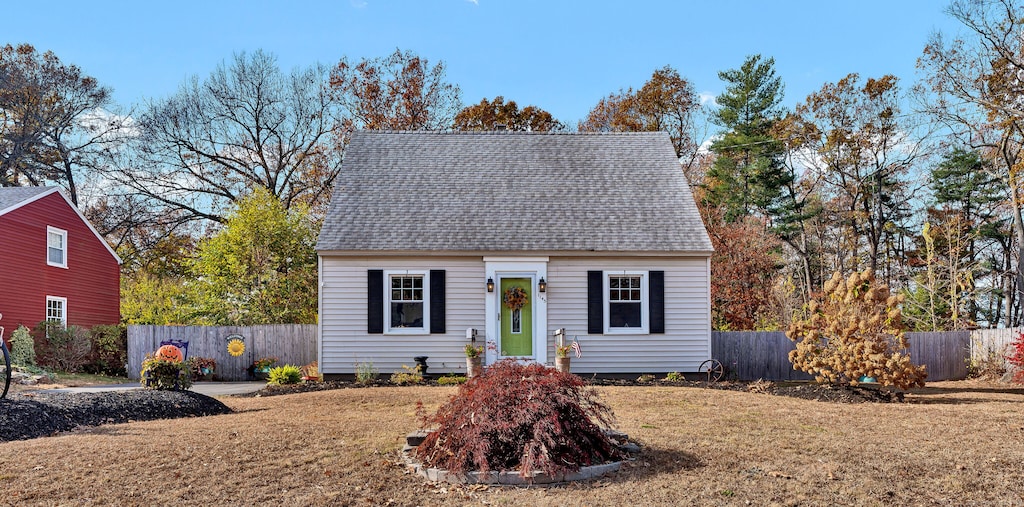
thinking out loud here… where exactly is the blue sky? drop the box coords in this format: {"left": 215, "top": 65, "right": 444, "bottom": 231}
{"left": 6, "top": 1, "right": 964, "bottom": 126}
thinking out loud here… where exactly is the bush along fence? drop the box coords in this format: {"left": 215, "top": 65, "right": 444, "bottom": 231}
{"left": 127, "top": 325, "right": 316, "bottom": 382}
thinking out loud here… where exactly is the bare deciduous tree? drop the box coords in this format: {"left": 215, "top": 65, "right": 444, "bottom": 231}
{"left": 107, "top": 50, "right": 344, "bottom": 224}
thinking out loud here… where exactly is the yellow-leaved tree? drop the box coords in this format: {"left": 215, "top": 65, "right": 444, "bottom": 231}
{"left": 787, "top": 270, "right": 927, "bottom": 389}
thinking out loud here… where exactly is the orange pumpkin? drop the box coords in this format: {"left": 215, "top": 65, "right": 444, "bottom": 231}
{"left": 155, "top": 344, "right": 183, "bottom": 363}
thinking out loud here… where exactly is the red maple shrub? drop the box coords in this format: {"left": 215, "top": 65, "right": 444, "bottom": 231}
{"left": 414, "top": 359, "right": 622, "bottom": 479}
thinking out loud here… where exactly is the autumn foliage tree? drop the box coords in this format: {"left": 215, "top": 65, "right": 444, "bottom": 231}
{"left": 331, "top": 48, "right": 461, "bottom": 131}
{"left": 452, "top": 96, "right": 562, "bottom": 131}
{"left": 796, "top": 73, "right": 920, "bottom": 279}
{"left": 787, "top": 270, "right": 927, "bottom": 389}
{"left": 918, "top": 0, "right": 1024, "bottom": 326}
{"left": 579, "top": 65, "right": 701, "bottom": 166}
{"left": 702, "top": 203, "right": 783, "bottom": 330}
{"left": 0, "top": 43, "right": 126, "bottom": 204}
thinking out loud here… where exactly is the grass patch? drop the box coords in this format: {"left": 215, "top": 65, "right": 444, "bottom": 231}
{"left": 48, "top": 372, "right": 132, "bottom": 386}
{"left": 0, "top": 381, "right": 1020, "bottom": 505}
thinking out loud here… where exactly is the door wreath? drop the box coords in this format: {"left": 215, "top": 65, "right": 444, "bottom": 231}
{"left": 503, "top": 286, "right": 528, "bottom": 310}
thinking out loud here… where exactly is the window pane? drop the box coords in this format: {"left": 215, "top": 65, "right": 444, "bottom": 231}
{"left": 609, "top": 277, "right": 619, "bottom": 289}
{"left": 392, "top": 278, "right": 402, "bottom": 289}
{"left": 48, "top": 232, "right": 62, "bottom": 249}
{"left": 391, "top": 302, "right": 423, "bottom": 328}
{"left": 392, "top": 289, "right": 401, "bottom": 300}
{"left": 48, "top": 247, "right": 64, "bottom": 264}
{"left": 402, "top": 278, "right": 412, "bottom": 288}
{"left": 609, "top": 302, "right": 641, "bottom": 328}
{"left": 413, "top": 277, "right": 422, "bottom": 289}
{"left": 46, "top": 299, "right": 64, "bottom": 323}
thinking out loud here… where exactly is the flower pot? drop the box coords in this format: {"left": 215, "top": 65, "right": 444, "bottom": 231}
{"left": 555, "top": 356, "right": 571, "bottom": 374}
{"left": 466, "top": 356, "right": 483, "bottom": 378}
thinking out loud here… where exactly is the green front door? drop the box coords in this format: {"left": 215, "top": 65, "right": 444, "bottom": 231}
{"left": 499, "top": 277, "right": 533, "bottom": 357}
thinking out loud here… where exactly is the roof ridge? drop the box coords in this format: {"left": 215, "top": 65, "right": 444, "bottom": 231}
{"left": 359, "top": 129, "right": 667, "bottom": 136}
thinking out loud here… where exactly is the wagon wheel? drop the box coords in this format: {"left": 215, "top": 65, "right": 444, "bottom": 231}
{"left": 699, "top": 359, "right": 724, "bottom": 382}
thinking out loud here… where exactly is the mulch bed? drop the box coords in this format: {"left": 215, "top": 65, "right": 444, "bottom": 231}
{"left": 242, "top": 377, "right": 904, "bottom": 403}
{"left": 0, "top": 390, "right": 232, "bottom": 442}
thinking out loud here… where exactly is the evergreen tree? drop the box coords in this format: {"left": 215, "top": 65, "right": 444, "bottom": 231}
{"left": 931, "top": 148, "right": 1003, "bottom": 229}
{"left": 925, "top": 148, "right": 1008, "bottom": 327}
{"left": 704, "top": 55, "right": 791, "bottom": 222}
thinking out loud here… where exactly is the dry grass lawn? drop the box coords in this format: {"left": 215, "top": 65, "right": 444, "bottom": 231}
{"left": 1, "top": 381, "right": 1023, "bottom": 506}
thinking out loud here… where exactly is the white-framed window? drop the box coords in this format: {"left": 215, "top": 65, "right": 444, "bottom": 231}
{"left": 46, "top": 296, "right": 67, "bottom": 328}
{"left": 47, "top": 226, "right": 68, "bottom": 268}
{"left": 385, "top": 270, "right": 430, "bottom": 333}
{"left": 604, "top": 271, "right": 648, "bottom": 334}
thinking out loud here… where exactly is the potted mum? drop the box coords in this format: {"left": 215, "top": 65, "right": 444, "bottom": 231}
{"left": 249, "top": 356, "right": 278, "bottom": 380}
{"left": 555, "top": 344, "right": 572, "bottom": 374}
{"left": 465, "top": 343, "right": 484, "bottom": 378}
{"left": 190, "top": 357, "right": 217, "bottom": 381}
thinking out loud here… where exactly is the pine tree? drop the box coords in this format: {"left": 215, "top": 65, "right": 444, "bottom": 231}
{"left": 704, "top": 55, "right": 792, "bottom": 222}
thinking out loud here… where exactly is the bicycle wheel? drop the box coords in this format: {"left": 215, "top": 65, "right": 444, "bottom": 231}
{"left": 0, "top": 343, "right": 10, "bottom": 399}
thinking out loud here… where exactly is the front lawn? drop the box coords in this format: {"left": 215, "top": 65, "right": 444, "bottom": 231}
{"left": 0, "top": 381, "right": 1020, "bottom": 505}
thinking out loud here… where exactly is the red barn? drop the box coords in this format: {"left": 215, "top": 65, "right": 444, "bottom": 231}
{"left": 0, "top": 187, "right": 121, "bottom": 333}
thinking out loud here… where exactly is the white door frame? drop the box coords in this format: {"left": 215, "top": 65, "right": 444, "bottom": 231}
{"left": 484, "top": 257, "right": 548, "bottom": 365}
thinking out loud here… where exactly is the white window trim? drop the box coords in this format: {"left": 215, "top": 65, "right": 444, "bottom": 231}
{"left": 47, "top": 226, "right": 68, "bottom": 269}
{"left": 384, "top": 270, "right": 430, "bottom": 334}
{"left": 603, "top": 270, "right": 649, "bottom": 334}
{"left": 46, "top": 296, "right": 68, "bottom": 327}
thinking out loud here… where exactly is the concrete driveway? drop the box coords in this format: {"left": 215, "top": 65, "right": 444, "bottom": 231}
{"left": 43, "top": 381, "right": 266, "bottom": 396}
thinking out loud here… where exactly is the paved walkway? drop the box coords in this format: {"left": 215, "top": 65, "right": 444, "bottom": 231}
{"left": 43, "top": 381, "right": 266, "bottom": 396}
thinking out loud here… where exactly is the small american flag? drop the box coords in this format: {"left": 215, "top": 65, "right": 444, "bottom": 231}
{"left": 571, "top": 339, "right": 582, "bottom": 359}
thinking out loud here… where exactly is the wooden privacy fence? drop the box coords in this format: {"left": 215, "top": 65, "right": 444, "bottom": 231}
{"left": 129, "top": 325, "right": 1015, "bottom": 382}
{"left": 128, "top": 325, "right": 317, "bottom": 381}
{"left": 712, "top": 332, "right": 813, "bottom": 381}
{"left": 712, "top": 330, "right": 971, "bottom": 382}
{"left": 968, "top": 327, "right": 1022, "bottom": 368}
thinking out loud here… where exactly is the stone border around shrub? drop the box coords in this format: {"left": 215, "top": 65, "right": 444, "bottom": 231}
{"left": 401, "top": 429, "right": 640, "bottom": 486}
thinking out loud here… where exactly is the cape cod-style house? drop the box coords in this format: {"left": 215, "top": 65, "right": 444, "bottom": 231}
{"left": 315, "top": 130, "right": 713, "bottom": 377}
{"left": 0, "top": 186, "right": 121, "bottom": 333}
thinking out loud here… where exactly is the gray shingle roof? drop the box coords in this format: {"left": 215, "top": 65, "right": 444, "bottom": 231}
{"left": 0, "top": 186, "right": 55, "bottom": 214}
{"left": 316, "top": 131, "right": 713, "bottom": 253}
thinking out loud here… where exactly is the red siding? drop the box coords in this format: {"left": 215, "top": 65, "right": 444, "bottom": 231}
{"left": 0, "top": 192, "right": 120, "bottom": 333}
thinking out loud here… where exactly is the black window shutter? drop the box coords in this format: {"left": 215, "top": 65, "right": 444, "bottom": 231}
{"left": 650, "top": 270, "right": 665, "bottom": 334}
{"left": 367, "top": 270, "right": 384, "bottom": 334}
{"left": 588, "top": 270, "right": 604, "bottom": 334}
{"left": 429, "top": 270, "right": 446, "bottom": 334}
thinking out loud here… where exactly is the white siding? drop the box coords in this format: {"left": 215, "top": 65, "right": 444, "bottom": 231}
{"left": 547, "top": 256, "right": 711, "bottom": 373}
{"left": 320, "top": 254, "right": 711, "bottom": 375}
{"left": 320, "top": 256, "right": 486, "bottom": 375}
